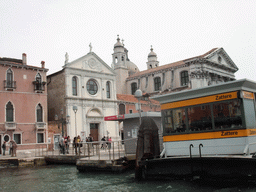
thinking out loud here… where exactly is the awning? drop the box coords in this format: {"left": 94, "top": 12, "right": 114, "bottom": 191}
{"left": 104, "top": 115, "right": 125, "bottom": 121}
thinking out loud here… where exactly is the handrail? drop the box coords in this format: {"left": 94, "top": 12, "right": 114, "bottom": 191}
{"left": 199, "top": 143, "right": 203, "bottom": 158}
{"left": 189, "top": 144, "right": 194, "bottom": 158}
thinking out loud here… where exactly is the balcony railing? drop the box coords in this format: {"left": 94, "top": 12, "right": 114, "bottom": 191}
{"left": 32, "top": 81, "right": 46, "bottom": 92}
{"left": 4, "top": 80, "right": 16, "bottom": 90}
{"left": 5, "top": 122, "right": 16, "bottom": 130}
{"left": 35, "top": 122, "right": 46, "bottom": 130}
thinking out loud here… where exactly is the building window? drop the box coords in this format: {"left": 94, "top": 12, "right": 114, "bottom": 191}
{"left": 131, "top": 82, "right": 137, "bottom": 95}
{"left": 129, "top": 110, "right": 133, "bottom": 114}
{"left": 162, "top": 73, "right": 165, "bottom": 85}
{"left": 181, "top": 71, "right": 189, "bottom": 86}
{"left": 119, "top": 104, "right": 125, "bottom": 115}
{"left": 87, "top": 79, "right": 98, "bottom": 95}
{"left": 35, "top": 73, "right": 42, "bottom": 90}
{"left": 154, "top": 77, "right": 161, "bottom": 91}
{"left": 6, "top": 101, "right": 14, "bottom": 122}
{"left": 145, "top": 77, "right": 148, "bottom": 88}
{"left": 37, "top": 133, "right": 44, "bottom": 143}
{"left": 33, "top": 73, "right": 45, "bottom": 92}
{"left": 72, "top": 76, "right": 78, "bottom": 96}
{"left": 4, "top": 135, "right": 10, "bottom": 142}
{"left": 106, "top": 81, "right": 111, "bottom": 98}
{"left": 6, "top": 68, "right": 15, "bottom": 88}
{"left": 14, "top": 133, "right": 21, "bottom": 144}
{"left": 37, "top": 104, "right": 43, "bottom": 122}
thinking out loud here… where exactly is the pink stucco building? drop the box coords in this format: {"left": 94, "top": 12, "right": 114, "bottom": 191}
{"left": 0, "top": 54, "right": 48, "bottom": 155}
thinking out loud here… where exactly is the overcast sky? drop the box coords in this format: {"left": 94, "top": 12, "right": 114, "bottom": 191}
{"left": 1, "top": 0, "right": 255, "bottom": 81}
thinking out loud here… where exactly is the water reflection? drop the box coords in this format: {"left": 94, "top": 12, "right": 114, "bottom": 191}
{"left": 1, "top": 166, "right": 256, "bottom": 192}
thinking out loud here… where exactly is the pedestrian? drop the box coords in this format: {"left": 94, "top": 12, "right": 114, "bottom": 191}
{"left": 59, "top": 137, "right": 65, "bottom": 154}
{"left": 77, "top": 135, "right": 82, "bottom": 154}
{"left": 108, "top": 137, "right": 112, "bottom": 149}
{"left": 12, "top": 140, "right": 17, "bottom": 157}
{"left": 73, "top": 137, "right": 78, "bottom": 155}
{"left": 88, "top": 134, "right": 93, "bottom": 152}
{"left": 9, "top": 140, "right": 13, "bottom": 156}
{"left": 66, "top": 136, "right": 70, "bottom": 154}
{"left": 101, "top": 136, "right": 106, "bottom": 149}
{"left": 2, "top": 141, "right": 6, "bottom": 156}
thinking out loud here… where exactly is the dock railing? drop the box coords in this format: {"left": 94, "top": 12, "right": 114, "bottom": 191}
{"left": 35, "top": 140, "right": 127, "bottom": 160}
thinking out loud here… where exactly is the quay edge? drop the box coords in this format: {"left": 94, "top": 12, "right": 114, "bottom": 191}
{"left": 138, "top": 156, "right": 256, "bottom": 180}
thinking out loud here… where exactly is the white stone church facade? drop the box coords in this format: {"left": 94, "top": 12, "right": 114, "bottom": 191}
{"left": 47, "top": 51, "right": 118, "bottom": 141}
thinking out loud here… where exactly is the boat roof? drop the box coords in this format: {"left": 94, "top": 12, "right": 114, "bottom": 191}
{"left": 152, "top": 79, "right": 256, "bottom": 104}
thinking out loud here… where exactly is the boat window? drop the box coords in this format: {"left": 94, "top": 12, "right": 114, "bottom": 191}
{"left": 213, "top": 99, "right": 242, "bottom": 129}
{"left": 164, "top": 108, "right": 186, "bottom": 134}
{"left": 187, "top": 104, "right": 212, "bottom": 132}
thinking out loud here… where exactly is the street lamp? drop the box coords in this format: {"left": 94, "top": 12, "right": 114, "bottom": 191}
{"left": 73, "top": 106, "right": 78, "bottom": 137}
{"left": 135, "top": 89, "right": 142, "bottom": 125}
{"left": 55, "top": 109, "right": 70, "bottom": 137}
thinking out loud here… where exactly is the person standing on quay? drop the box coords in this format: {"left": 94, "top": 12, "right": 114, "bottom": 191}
{"left": 66, "top": 136, "right": 70, "bottom": 154}
{"left": 2, "top": 141, "right": 6, "bottom": 155}
{"left": 73, "top": 137, "right": 78, "bottom": 155}
{"left": 12, "top": 140, "right": 17, "bottom": 157}
{"left": 9, "top": 140, "right": 13, "bottom": 156}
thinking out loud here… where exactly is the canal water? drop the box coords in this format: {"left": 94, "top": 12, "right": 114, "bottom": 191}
{"left": 1, "top": 165, "right": 256, "bottom": 192}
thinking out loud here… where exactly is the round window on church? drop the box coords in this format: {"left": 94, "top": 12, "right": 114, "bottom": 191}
{"left": 87, "top": 79, "right": 98, "bottom": 95}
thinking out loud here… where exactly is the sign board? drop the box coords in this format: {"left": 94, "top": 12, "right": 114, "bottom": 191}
{"left": 104, "top": 115, "right": 125, "bottom": 121}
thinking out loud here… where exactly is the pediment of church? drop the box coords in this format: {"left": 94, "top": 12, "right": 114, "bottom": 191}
{"left": 203, "top": 48, "right": 238, "bottom": 71}
{"left": 65, "top": 52, "right": 115, "bottom": 75}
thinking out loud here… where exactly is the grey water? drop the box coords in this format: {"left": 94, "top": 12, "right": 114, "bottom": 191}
{"left": 1, "top": 166, "right": 256, "bottom": 192}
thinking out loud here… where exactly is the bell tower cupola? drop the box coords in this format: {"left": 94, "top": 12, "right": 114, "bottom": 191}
{"left": 146, "top": 45, "right": 159, "bottom": 69}
{"left": 112, "top": 35, "right": 126, "bottom": 69}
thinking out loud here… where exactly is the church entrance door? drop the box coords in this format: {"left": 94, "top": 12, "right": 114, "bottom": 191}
{"left": 90, "top": 123, "right": 99, "bottom": 141}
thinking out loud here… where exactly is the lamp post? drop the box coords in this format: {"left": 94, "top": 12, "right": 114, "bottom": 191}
{"left": 55, "top": 109, "right": 70, "bottom": 137}
{"left": 73, "top": 106, "right": 78, "bottom": 137}
{"left": 135, "top": 89, "right": 142, "bottom": 125}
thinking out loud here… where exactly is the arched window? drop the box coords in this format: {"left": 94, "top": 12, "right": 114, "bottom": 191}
{"left": 131, "top": 82, "right": 137, "bottom": 95}
{"left": 6, "top": 101, "right": 14, "bottom": 122}
{"left": 36, "top": 104, "right": 43, "bottom": 122}
{"left": 35, "top": 73, "right": 42, "bottom": 90}
{"left": 181, "top": 71, "right": 189, "bottom": 86}
{"left": 72, "top": 76, "right": 78, "bottom": 96}
{"left": 119, "top": 104, "right": 125, "bottom": 115}
{"left": 154, "top": 77, "right": 161, "bottom": 91}
{"left": 106, "top": 81, "right": 111, "bottom": 98}
{"left": 6, "top": 68, "right": 13, "bottom": 88}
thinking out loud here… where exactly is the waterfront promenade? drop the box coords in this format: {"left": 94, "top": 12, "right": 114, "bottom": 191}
{"left": 0, "top": 141, "right": 135, "bottom": 170}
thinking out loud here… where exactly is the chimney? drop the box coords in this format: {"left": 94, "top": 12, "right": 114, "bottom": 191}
{"left": 41, "top": 61, "right": 45, "bottom": 68}
{"left": 22, "top": 53, "right": 27, "bottom": 65}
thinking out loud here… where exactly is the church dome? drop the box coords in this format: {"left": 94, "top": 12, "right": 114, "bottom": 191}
{"left": 126, "top": 61, "right": 140, "bottom": 75}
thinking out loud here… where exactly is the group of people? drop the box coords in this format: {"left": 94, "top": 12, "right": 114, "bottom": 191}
{"left": 100, "top": 136, "right": 112, "bottom": 150}
{"left": 58, "top": 134, "right": 112, "bottom": 155}
{"left": 1, "top": 140, "right": 17, "bottom": 157}
{"left": 59, "top": 136, "right": 71, "bottom": 154}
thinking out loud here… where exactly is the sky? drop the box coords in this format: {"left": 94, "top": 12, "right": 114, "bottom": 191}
{"left": 1, "top": 0, "right": 256, "bottom": 81}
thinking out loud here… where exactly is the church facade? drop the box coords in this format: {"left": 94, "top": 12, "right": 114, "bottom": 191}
{"left": 112, "top": 36, "right": 239, "bottom": 97}
{"left": 47, "top": 50, "right": 118, "bottom": 142}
